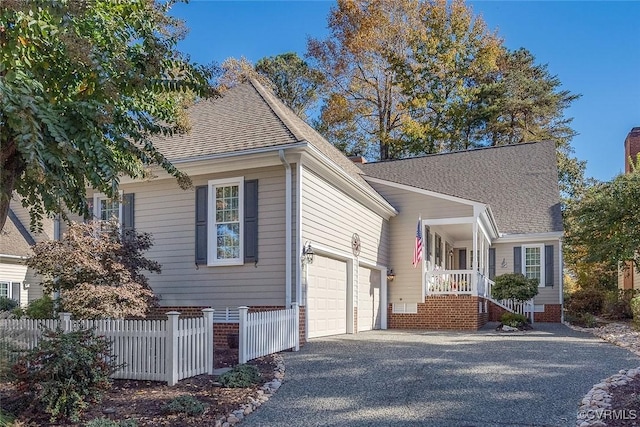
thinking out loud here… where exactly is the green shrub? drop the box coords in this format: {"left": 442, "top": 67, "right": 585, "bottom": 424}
{"left": 24, "top": 295, "right": 55, "bottom": 319}
{"left": 0, "top": 409, "right": 16, "bottom": 427}
{"left": 161, "top": 395, "right": 208, "bottom": 416}
{"left": 602, "top": 290, "right": 636, "bottom": 320}
{"left": 13, "top": 326, "right": 122, "bottom": 422}
{"left": 85, "top": 418, "right": 138, "bottom": 427}
{"left": 0, "top": 297, "right": 18, "bottom": 312}
{"left": 631, "top": 296, "right": 640, "bottom": 326}
{"left": 500, "top": 312, "right": 528, "bottom": 328}
{"left": 566, "top": 287, "right": 605, "bottom": 315}
{"left": 218, "top": 364, "right": 261, "bottom": 388}
{"left": 492, "top": 273, "right": 539, "bottom": 302}
{"left": 566, "top": 312, "right": 598, "bottom": 328}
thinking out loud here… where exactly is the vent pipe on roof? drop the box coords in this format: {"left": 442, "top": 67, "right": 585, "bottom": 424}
{"left": 348, "top": 155, "right": 367, "bottom": 164}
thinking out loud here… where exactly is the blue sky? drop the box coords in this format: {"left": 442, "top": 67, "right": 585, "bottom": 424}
{"left": 171, "top": 1, "right": 640, "bottom": 182}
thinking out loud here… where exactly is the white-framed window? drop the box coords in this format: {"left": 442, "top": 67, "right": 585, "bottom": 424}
{"left": 93, "top": 192, "right": 123, "bottom": 222}
{"left": 522, "top": 244, "right": 545, "bottom": 287}
{"left": 392, "top": 303, "right": 418, "bottom": 314}
{"left": 0, "top": 282, "right": 9, "bottom": 299}
{"left": 0, "top": 282, "right": 17, "bottom": 299}
{"left": 208, "top": 177, "right": 244, "bottom": 266}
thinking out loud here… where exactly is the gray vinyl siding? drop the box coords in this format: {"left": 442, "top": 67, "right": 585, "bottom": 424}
{"left": 366, "top": 180, "right": 474, "bottom": 304}
{"left": 492, "top": 240, "right": 561, "bottom": 305}
{"left": 24, "top": 268, "right": 44, "bottom": 303}
{"left": 109, "top": 165, "right": 289, "bottom": 308}
{"left": 301, "top": 168, "right": 390, "bottom": 267}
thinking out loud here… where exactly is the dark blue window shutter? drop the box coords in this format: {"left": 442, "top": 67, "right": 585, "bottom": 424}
{"left": 425, "top": 226, "right": 431, "bottom": 258}
{"left": 244, "top": 179, "right": 259, "bottom": 263}
{"left": 122, "top": 193, "right": 135, "bottom": 235}
{"left": 459, "top": 249, "right": 467, "bottom": 270}
{"left": 545, "top": 245, "right": 554, "bottom": 286}
{"left": 489, "top": 248, "right": 496, "bottom": 279}
{"left": 195, "top": 186, "right": 208, "bottom": 265}
{"left": 513, "top": 246, "right": 522, "bottom": 274}
{"left": 85, "top": 197, "right": 93, "bottom": 222}
{"left": 11, "top": 282, "right": 20, "bottom": 302}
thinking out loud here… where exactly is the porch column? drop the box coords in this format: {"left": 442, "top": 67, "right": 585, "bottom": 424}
{"left": 472, "top": 221, "right": 478, "bottom": 293}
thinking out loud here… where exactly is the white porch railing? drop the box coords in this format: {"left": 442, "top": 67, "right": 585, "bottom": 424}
{"left": 426, "top": 271, "right": 535, "bottom": 322}
{"left": 425, "top": 270, "right": 474, "bottom": 294}
{"left": 238, "top": 304, "right": 299, "bottom": 364}
{"left": 495, "top": 298, "right": 535, "bottom": 322}
{"left": 0, "top": 310, "right": 214, "bottom": 386}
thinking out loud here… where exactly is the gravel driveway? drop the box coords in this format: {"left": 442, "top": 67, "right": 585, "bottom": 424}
{"left": 242, "top": 323, "right": 638, "bottom": 427}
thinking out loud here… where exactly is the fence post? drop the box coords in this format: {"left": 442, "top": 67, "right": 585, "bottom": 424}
{"left": 202, "top": 308, "right": 215, "bottom": 375}
{"left": 238, "top": 306, "right": 249, "bottom": 364}
{"left": 293, "top": 303, "right": 300, "bottom": 352}
{"left": 59, "top": 312, "right": 71, "bottom": 333}
{"left": 166, "top": 311, "right": 180, "bottom": 386}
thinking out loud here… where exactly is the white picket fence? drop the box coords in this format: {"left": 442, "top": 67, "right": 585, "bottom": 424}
{"left": 0, "top": 310, "right": 214, "bottom": 386}
{"left": 238, "top": 304, "right": 299, "bottom": 364}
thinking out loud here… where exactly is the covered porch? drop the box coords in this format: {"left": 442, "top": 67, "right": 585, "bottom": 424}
{"left": 421, "top": 205, "right": 497, "bottom": 300}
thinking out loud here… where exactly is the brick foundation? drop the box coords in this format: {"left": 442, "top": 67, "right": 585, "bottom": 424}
{"left": 488, "top": 301, "right": 562, "bottom": 323}
{"left": 298, "top": 305, "right": 306, "bottom": 346}
{"left": 387, "top": 295, "right": 487, "bottom": 330}
{"left": 214, "top": 322, "right": 239, "bottom": 349}
{"left": 534, "top": 304, "right": 562, "bottom": 322}
{"left": 353, "top": 307, "right": 358, "bottom": 333}
{"left": 488, "top": 300, "right": 509, "bottom": 322}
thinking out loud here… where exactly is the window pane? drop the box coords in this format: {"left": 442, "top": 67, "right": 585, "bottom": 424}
{"left": 99, "top": 198, "right": 119, "bottom": 221}
{"left": 524, "top": 247, "right": 541, "bottom": 281}
{"left": 213, "top": 183, "right": 241, "bottom": 261}
{"left": 0, "top": 283, "right": 8, "bottom": 298}
{"left": 216, "top": 223, "right": 240, "bottom": 260}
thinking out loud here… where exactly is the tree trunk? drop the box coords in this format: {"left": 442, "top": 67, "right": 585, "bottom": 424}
{"left": 0, "top": 138, "right": 24, "bottom": 232}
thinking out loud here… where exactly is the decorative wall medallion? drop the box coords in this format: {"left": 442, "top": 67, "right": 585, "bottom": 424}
{"left": 351, "top": 233, "right": 361, "bottom": 257}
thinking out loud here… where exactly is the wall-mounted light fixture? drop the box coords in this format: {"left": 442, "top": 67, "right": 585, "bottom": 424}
{"left": 302, "top": 241, "right": 314, "bottom": 265}
{"left": 387, "top": 269, "right": 396, "bottom": 282}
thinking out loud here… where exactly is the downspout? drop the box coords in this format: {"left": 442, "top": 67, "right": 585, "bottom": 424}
{"left": 559, "top": 239, "right": 564, "bottom": 323}
{"left": 279, "top": 149, "right": 292, "bottom": 308}
{"left": 54, "top": 213, "right": 61, "bottom": 240}
{"left": 296, "top": 162, "right": 302, "bottom": 305}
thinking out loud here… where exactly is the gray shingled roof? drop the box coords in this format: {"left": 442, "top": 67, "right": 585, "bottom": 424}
{"left": 152, "top": 80, "right": 383, "bottom": 202}
{"left": 0, "top": 210, "right": 34, "bottom": 257}
{"left": 360, "top": 142, "right": 563, "bottom": 235}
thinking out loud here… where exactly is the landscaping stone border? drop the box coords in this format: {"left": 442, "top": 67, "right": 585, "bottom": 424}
{"left": 565, "top": 321, "right": 640, "bottom": 426}
{"left": 215, "top": 353, "right": 285, "bottom": 427}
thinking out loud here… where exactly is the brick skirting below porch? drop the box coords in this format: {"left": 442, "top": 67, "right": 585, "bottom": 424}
{"left": 488, "top": 301, "right": 562, "bottom": 323}
{"left": 387, "top": 295, "right": 488, "bottom": 330}
{"left": 534, "top": 304, "right": 562, "bottom": 322}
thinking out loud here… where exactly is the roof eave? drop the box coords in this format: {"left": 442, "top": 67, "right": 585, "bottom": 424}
{"left": 494, "top": 231, "right": 564, "bottom": 243}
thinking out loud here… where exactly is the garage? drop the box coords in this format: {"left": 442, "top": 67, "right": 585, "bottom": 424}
{"left": 357, "top": 267, "right": 381, "bottom": 332}
{"left": 307, "top": 255, "right": 348, "bottom": 338}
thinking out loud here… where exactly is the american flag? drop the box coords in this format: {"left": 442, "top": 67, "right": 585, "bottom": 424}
{"left": 413, "top": 217, "right": 423, "bottom": 268}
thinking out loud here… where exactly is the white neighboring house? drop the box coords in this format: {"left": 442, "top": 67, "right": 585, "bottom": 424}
{"left": 0, "top": 203, "right": 47, "bottom": 307}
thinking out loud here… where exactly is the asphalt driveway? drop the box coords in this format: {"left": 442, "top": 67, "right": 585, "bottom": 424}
{"left": 242, "top": 323, "right": 639, "bottom": 427}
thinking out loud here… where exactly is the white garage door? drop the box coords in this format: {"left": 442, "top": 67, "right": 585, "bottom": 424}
{"left": 307, "top": 255, "right": 347, "bottom": 338}
{"left": 357, "top": 267, "right": 381, "bottom": 332}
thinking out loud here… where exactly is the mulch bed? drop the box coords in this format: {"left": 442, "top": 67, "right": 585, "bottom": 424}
{"left": 606, "top": 378, "right": 640, "bottom": 426}
{"left": 0, "top": 348, "right": 277, "bottom": 426}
